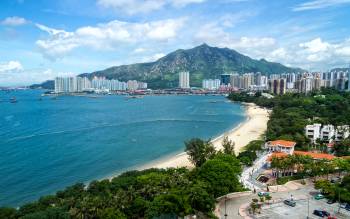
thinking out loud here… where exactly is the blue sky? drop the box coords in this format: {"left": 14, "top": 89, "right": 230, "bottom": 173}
{"left": 1, "top": 0, "right": 350, "bottom": 86}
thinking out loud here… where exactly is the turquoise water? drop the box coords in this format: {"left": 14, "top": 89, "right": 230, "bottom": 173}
{"left": 0, "top": 90, "right": 245, "bottom": 207}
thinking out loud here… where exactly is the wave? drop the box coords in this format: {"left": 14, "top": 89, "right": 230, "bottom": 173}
{"left": 4, "top": 118, "right": 223, "bottom": 142}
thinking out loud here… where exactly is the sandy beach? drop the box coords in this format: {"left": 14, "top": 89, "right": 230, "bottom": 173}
{"left": 141, "top": 103, "right": 270, "bottom": 170}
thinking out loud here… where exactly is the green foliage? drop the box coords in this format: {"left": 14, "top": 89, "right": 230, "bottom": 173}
{"left": 314, "top": 176, "right": 350, "bottom": 203}
{"left": 0, "top": 207, "right": 17, "bottom": 219}
{"left": 185, "top": 138, "right": 216, "bottom": 167}
{"left": 20, "top": 208, "right": 70, "bottom": 219}
{"left": 97, "top": 208, "right": 127, "bottom": 219}
{"left": 229, "top": 88, "right": 350, "bottom": 148}
{"left": 2, "top": 138, "right": 243, "bottom": 219}
{"left": 334, "top": 138, "right": 350, "bottom": 156}
{"left": 32, "top": 44, "right": 300, "bottom": 89}
{"left": 196, "top": 154, "right": 242, "bottom": 197}
{"left": 244, "top": 140, "right": 264, "bottom": 152}
{"left": 238, "top": 150, "right": 257, "bottom": 166}
{"left": 221, "top": 136, "right": 235, "bottom": 156}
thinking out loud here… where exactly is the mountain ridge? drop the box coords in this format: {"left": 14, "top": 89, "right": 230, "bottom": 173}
{"left": 79, "top": 43, "right": 303, "bottom": 88}
{"left": 32, "top": 44, "right": 304, "bottom": 89}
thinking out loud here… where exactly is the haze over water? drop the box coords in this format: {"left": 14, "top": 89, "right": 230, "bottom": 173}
{"left": 0, "top": 90, "right": 245, "bottom": 206}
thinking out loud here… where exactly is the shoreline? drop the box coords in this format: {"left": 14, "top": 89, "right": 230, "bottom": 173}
{"left": 138, "top": 102, "right": 270, "bottom": 170}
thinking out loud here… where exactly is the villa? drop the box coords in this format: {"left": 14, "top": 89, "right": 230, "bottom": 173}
{"left": 265, "top": 140, "right": 296, "bottom": 155}
{"left": 264, "top": 139, "right": 336, "bottom": 177}
{"left": 305, "top": 124, "right": 349, "bottom": 143}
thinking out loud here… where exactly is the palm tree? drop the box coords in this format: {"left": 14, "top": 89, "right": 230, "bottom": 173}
{"left": 265, "top": 195, "right": 272, "bottom": 205}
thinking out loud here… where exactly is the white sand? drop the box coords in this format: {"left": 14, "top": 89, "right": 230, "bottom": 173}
{"left": 140, "top": 103, "right": 270, "bottom": 170}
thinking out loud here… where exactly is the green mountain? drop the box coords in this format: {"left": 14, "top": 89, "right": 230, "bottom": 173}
{"left": 80, "top": 44, "right": 302, "bottom": 88}
{"left": 32, "top": 44, "right": 303, "bottom": 89}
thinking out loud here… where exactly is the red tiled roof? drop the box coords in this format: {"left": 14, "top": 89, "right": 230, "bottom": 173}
{"left": 268, "top": 140, "right": 296, "bottom": 148}
{"left": 267, "top": 152, "right": 288, "bottom": 162}
{"left": 293, "top": 151, "right": 335, "bottom": 160}
{"left": 267, "top": 151, "right": 335, "bottom": 162}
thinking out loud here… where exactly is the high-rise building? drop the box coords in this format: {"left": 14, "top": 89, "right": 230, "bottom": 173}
{"left": 179, "top": 71, "right": 190, "bottom": 89}
{"left": 54, "top": 76, "right": 145, "bottom": 93}
{"left": 230, "top": 74, "right": 240, "bottom": 88}
{"left": 127, "top": 80, "right": 139, "bottom": 91}
{"left": 220, "top": 74, "right": 232, "bottom": 86}
{"left": 202, "top": 79, "right": 221, "bottom": 90}
{"left": 268, "top": 79, "right": 286, "bottom": 95}
{"left": 241, "top": 73, "right": 254, "bottom": 90}
{"left": 54, "top": 77, "right": 78, "bottom": 93}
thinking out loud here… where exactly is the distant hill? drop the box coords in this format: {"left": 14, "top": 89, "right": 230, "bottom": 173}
{"left": 31, "top": 43, "right": 303, "bottom": 89}
{"left": 331, "top": 67, "right": 349, "bottom": 72}
{"left": 30, "top": 80, "right": 54, "bottom": 90}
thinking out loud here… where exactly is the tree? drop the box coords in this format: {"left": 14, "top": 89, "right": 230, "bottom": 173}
{"left": 238, "top": 150, "right": 257, "bottom": 166}
{"left": 265, "top": 194, "right": 272, "bottom": 205}
{"left": 333, "top": 158, "right": 350, "bottom": 177}
{"left": 0, "top": 207, "right": 17, "bottom": 219}
{"left": 187, "top": 181, "right": 215, "bottom": 214}
{"left": 97, "top": 208, "right": 127, "bottom": 219}
{"left": 315, "top": 180, "right": 334, "bottom": 195}
{"left": 146, "top": 191, "right": 192, "bottom": 218}
{"left": 334, "top": 138, "right": 350, "bottom": 156}
{"left": 250, "top": 199, "right": 260, "bottom": 215}
{"left": 185, "top": 138, "right": 216, "bottom": 167}
{"left": 222, "top": 136, "right": 235, "bottom": 156}
{"left": 196, "top": 154, "right": 242, "bottom": 197}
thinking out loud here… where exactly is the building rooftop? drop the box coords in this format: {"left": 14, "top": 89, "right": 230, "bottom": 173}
{"left": 267, "top": 140, "right": 296, "bottom": 148}
{"left": 267, "top": 150, "right": 335, "bottom": 162}
{"left": 293, "top": 151, "right": 335, "bottom": 160}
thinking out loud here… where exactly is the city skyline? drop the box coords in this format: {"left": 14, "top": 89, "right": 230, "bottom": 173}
{"left": 1, "top": 0, "right": 350, "bottom": 86}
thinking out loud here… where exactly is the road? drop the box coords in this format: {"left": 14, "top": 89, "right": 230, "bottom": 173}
{"left": 239, "top": 152, "right": 269, "bottom": 191}
{"left": 216, "top": 180, "right": 333, "bottom": 219}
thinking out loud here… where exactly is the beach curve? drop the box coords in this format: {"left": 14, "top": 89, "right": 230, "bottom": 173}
{"left": 140, "top": 103, "right": 270, "bottom": 170}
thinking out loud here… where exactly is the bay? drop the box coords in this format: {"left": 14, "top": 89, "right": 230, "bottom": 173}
{"left": 0, "top": 90, "right": 245, "bottom": 207}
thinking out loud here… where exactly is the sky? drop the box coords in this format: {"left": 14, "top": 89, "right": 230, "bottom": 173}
{"left": 1, "top": 0, "right": 350, "bottom": 86}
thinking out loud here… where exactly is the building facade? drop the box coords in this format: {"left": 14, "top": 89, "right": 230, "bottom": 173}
{"left": 179, "top": 71, "right": 190, "bottom": 89}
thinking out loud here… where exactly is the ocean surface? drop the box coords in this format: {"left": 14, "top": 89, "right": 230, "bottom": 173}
{"left": 0, "top": 90, "right": 245, "bottom": 207}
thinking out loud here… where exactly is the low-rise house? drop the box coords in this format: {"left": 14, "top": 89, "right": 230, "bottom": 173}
{"left": 305, "top": 124, "right": 349, "bottom": 143}
{"left": 305, "top": 123, "right": 321, "bottom": 143}
{"left": 320, "top": 125, "right": 335, "bottom": 143}
{"left": 335, "top": 125, "right": 349, "bottom": 142}
{"left": 266, "top": 151, "right": 335, "bottom": 177}
{"left": 265, "top": 140, "right": 296, "bottom": 155}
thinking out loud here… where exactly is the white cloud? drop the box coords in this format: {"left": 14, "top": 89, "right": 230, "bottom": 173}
{"left": 133, "top": 47, "right": 147, "bottom": 53}
{"left": 1, "top": 16, "right": 28, "bottom": 26}
{"left": 195, "top": 20, "right": 350, "bottom": 70}
{"left": 35, "top": 18, "right": 185, "bottom": 60}
{"left": 0, "top": 62, "right": 75, "bottom": 86}
{"left": 96, "top": 0, "right": 206, "bottom": 14}
{"left": 151, "top": 53, "right": 166, "bottom": 60}
{"left": 195, "top": 22, "right": 276, "bottom": 57}
{"left": 293, "top": 0, "right": 350, "bottom": 11}
{"left": 0, "top": 61, "right": 23, "bottom": 73}
{"left": 141, "top": 53, "right": 166, "bottom": 62}
{"left": 171, "top": 0, "right": 206, "bottom": 7}
{"left": 264, "top": 38, "right": 350, "bottom": 71}
{"left": 299, "top": 38, "right": 330, "bottom": 53}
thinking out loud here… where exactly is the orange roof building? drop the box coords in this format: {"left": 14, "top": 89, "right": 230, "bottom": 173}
{"left": 267, "top": 151, "right": 335, "bottom": 162}
{"left": 268, "top": 140, "right": 297, "bottom": 147}
{"left": 293, "top": 151, "right": 335, "bottom": 160}
{"left": 265, "top": 140, "right": 296, "bottom": 155}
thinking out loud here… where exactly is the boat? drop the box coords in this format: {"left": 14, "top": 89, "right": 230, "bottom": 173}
{"left": 10, "top": 97, "right": 17, "bottom": 103}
